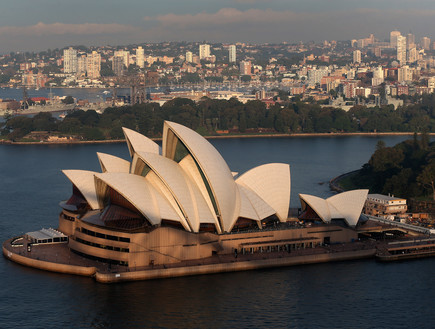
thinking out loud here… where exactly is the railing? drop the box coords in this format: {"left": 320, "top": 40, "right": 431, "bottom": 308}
{"left": 366, "top": 215, "right": 431, "bottom": 235}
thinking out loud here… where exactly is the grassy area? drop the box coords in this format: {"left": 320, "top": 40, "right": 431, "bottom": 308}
{"left": 336, "top": 172, "right": 360, "bottom": 191}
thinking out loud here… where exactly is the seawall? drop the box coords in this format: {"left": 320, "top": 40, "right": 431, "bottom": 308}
{"left": 95, "top": 249, "right": 376, "bottom": 283}
{"left": 2, "top": 244, "right": 97, "bottom": 277}
{"left": 3, "top": 238, "right": 375, "bottom": 283}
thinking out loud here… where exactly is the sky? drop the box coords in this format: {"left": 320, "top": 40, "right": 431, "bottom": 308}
{"left": 1, "top": 0, "right": 435, "bottom": 53}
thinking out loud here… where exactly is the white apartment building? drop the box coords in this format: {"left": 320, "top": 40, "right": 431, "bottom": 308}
{"left": 372, "top": 66, "right": 384, "bottom": 86}
{"left": 63, "top": 47, "right": 77, "bottom": 74}
{"left": 136, "top": 46, "right": 144, "bottom": 68}
{"left": 86, "top": 51, "right": 101, "bottom": 79}
{"left": 396, "top": 35, "right": 407, "bottom": 65}
{"left": 114, "top": 50, "right": 130, "bottom": 68}
{"left": 390, "top": 30, "right": 401, "bottom": 48}
{"left": 353, "top": 50, "right": 361, "bottom": 64}
{"left": 199, "top": 44, "right": 210, "bottom": 60}
{"left": 398, "top": 65, "right": 412, "bottom": 83}
{"left": 229, "top": 45, "right": 236, "bottom": 63}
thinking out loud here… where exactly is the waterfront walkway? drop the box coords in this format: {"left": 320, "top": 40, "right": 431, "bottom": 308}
{"left": 3, "top": 234, "right": 379, "bottom": 278}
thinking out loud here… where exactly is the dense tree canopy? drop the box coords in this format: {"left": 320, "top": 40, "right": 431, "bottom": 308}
{"left": 2, "top": 93, "right": 435, "bottom": 145}
{"left": 347, "top": 134, "right": 435, "bottom": 201}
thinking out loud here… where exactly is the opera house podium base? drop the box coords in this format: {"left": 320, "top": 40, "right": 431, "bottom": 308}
{"left": 3, "top": 226, "right": 377, "bottom": 283}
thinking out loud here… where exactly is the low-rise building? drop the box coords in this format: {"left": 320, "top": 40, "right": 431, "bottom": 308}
{"left": 364, "top": 194, "right": 407, "bottom": 218}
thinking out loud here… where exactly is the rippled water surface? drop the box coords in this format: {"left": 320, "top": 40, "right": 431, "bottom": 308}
{"left": 1, "top": 135, "right": 435, "bottom": 329}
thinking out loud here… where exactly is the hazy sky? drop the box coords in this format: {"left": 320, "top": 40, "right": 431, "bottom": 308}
{"left": 1, "top": 0, "right": 435, "bottom": 52}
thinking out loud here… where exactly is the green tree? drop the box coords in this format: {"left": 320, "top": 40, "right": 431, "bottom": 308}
{"left": 100, "top": 63, "right": 114, "bottom": 77}
{"left": 83, "top": 127, "right": 105, "bottom": 140}
{"left": 369, "top": 146, "right": 404, "bottom": 172}
{"left": 62, "top": 96, "right": 75, "bottom": 104}
{"left": 241, "top": 75, "right": 251, "bottom": 83}
{"left": 417, "top": 161, "right": 435, "bottom": 200}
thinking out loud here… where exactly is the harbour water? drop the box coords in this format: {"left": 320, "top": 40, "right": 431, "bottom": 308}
{"left": 1, "top": 136, "right": 435, "bottom": 328}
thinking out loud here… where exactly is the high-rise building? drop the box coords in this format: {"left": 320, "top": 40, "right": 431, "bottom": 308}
{"left": 421, "top": 37, "right": 431, "bottom": 50}
{"left": 406, "top": 33, "right": 415, "bottom": 49}
{"left": 390, "top": 30, "right": 401, "bottom": 48}
{"left": 229, "top": 45, "right": 236, "bottom": 63}
{"left": 353, "top": 50, "right": 361, "bottom": 64}
{"left": 77, "top": 55, "right": 87, "bottom": 77}
{"left": 396, "top": 35, "right": 407, "bottom": 64}
{"left": 308, "top": 67, "right": 329, "bottom": 86}
{"left": 199, "top": 44, "right": 210, "bottom": 60}
{"left": 407, "top": 48, "right": 417, "bottom": 64}
{"left": 398, "top": 65, "right": 412, "bottom": 83}
{"left": 112, "top": 56, "right": 124, "bottom": 77}
{"left": 185, "top": 51, "right": 193, "bottom": 63}
{"left": 372, "top": 66, "right": 384, "bottom": 86}
{"left": 373, "top": 47, "right": 381, "bottom": 57}
{"left": 114, "top": 50, "right": 130, "bottom": 69}
{"left": 239, "top": 60, "right": 251, "bottom": 75}
{"left": 86, "top": 51, "right": 101, "bottom": 79}
{"left": 63, "top": 47, "right": 77, "bottom": 73}
{"left": 136, "top": 46, "right": 144, "bottom": 68}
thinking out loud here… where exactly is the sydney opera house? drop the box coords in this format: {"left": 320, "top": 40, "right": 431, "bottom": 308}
{"left": 4, "top": 121, "right": 371, "bottom": 280}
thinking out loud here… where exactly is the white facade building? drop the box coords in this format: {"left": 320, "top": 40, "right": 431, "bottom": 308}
{"left": 63, "top": 47, "right": 77, "bottom": 74}
{"left": 397, "top": 35, "right": 407, "bottom": 65}
{"left": 229, "top": 45, "right": 236, "bottom": 63}
{"left": 353, "top": 50, "right": 361, "bottom": 64}
{"left": 136, "top": 46, "right": 144, "bottom": 68}
{"left": 308, "top": 67, "right": 329, "bottom": 86}
{"left": 372, "top": 66, "right": 384, "bottom": 86}
{"left": 114, "top": 50, "right": 130, "bottom": 68}
{"left": 390, "top": 30, "right": 401, "bottom": 48}
{"left": 398, "top": 65, "right": 412, "bottom": 83}
{"left": 199, "top": 44, "right": 210, "bottom": 60}
{"left": 421, "top": 37, "right": 431, "bottom": 50}
{"left": 86, "top": 51, "right": 101, "bottom": 79}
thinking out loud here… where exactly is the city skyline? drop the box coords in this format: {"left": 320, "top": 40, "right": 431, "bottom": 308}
{"left": 1, "top": 1, "right": 435, "bottom": 52}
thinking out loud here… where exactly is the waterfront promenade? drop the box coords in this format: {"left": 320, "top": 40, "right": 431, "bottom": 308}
{"left": 3, "top": 233, "right": 378, "bottom": 283}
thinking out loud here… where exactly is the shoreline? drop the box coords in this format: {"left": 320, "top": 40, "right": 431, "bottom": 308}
{"left": 0, "top": 131, "right": 429, "bottom": 145}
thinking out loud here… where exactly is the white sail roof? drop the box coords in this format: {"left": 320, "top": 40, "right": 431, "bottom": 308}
{"left": 134, "top": 151, "right": 218, "bottom": 232}
{"left": 163, "top": 121, "right": 240, "bottom": 232}
{"left": 236, "top": 183, "right": 276, "bottom": 225}
{"left": 94, "top": 172, "right": 184, "bottom": 227}
{"left": 62, "top": 122, "right": 293, "bottom": 235}
{"left": 97, "top": 152, "right": 130, "bottom": 173}
{"left": 122, "top": 127, "right": 159, "bottom": 158}
{"left": 236, "top": 163, "right": 290, "bottom": 221}
{"left": 62, "top": 170, "right": 100, "bottom": 210}
{"left": 299, "top": 189, "right": 369, "bottom": 227}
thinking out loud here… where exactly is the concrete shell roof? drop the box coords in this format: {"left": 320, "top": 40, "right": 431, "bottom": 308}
{"left": 94, "top": 172, "right": 183, "bottom": 227}
{"left": 122, "top": 127, "right": 159, "bottom": 158}
{"left": 163, "top": 121, "right": 240, "bottom": 232}
{"left": 237, "top": 183, "right": 276, "bottom": 223}
{"left": 299, "top": 194, "right": 332, "bottom": 223}
{"left": 299, "top": 189, "right": 369, "bottom": 227}
{"left": 97, "top": 152, "right": 130, "bottom": 173}
{"left": 327, "top": 189, "right": 369, "bottom": 227}
{"left": 236, "top": 163, "right": 290, "bottom": 221}
{"left": 62, "top": 170, "right": 100, "bottom": 210}
{"left": 134, "top": 151, "right": 217, "bottom": 232}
